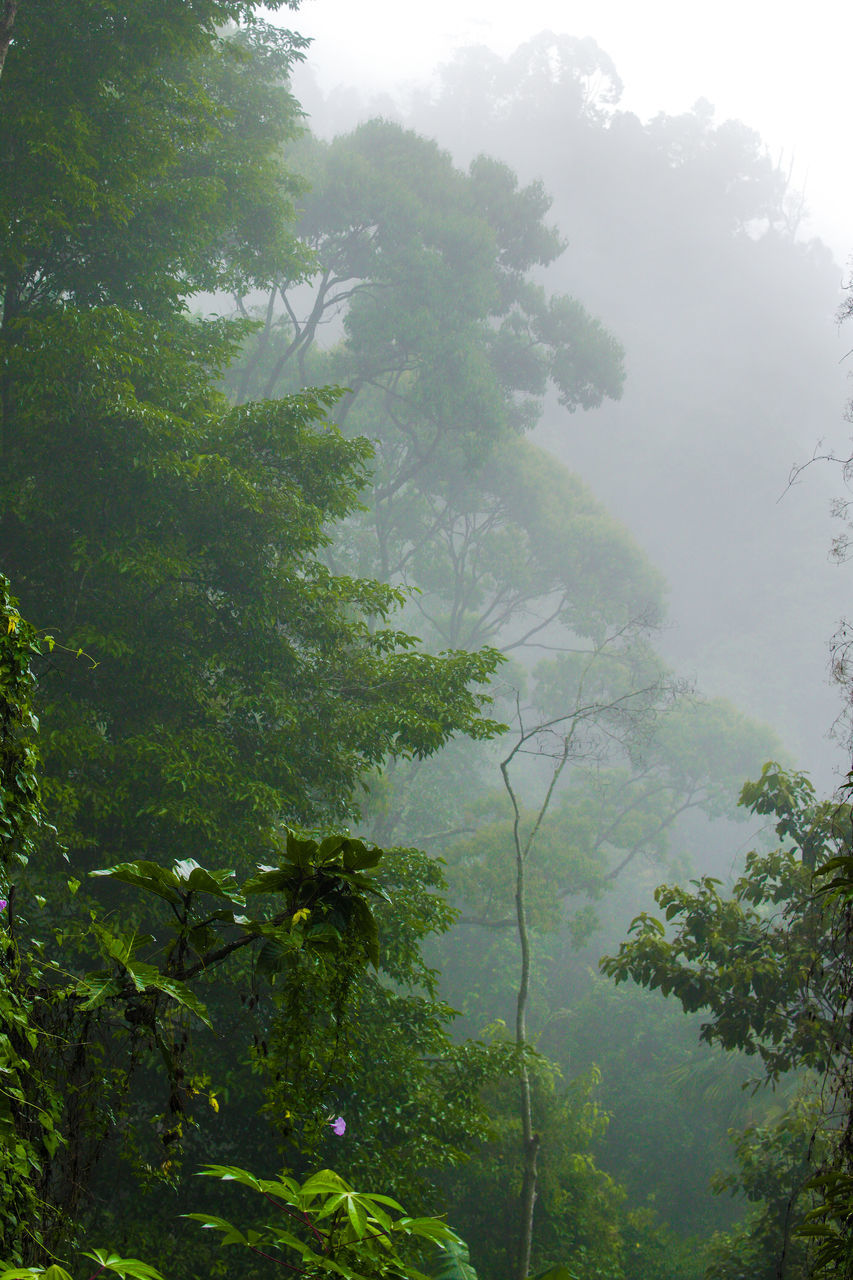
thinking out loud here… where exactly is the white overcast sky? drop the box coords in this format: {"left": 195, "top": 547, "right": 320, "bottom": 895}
{"left": 284, "top": 0, "right": 851, "bottom": 265}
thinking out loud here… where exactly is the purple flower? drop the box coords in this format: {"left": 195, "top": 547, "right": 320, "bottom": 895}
{"left": 0, "top": 899, "right": 7, "bottom": 913}
{"left": 330, "top": 1116, "right": 346, "bottom": 1136}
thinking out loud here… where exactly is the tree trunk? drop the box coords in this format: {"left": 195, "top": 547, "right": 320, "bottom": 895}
{"left": 514, "top": 820, "right": 540, "bottom": 1280}
{"left": 501, "top": 724, "right": 573, "bottom": 1280}
{"left": 0, "top": 0, "right": 18, "bottom": 82}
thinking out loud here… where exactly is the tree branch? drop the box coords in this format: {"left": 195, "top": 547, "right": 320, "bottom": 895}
{"left": 0, "top": 0, "right": 18, "bottom": 82}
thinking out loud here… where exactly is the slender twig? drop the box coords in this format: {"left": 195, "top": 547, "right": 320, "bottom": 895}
{"left": 246, "top": 1244, "right": 303, "bottom": 1272}
{"left": 259, "top": 1190, "right": 327, "bottom": 1253}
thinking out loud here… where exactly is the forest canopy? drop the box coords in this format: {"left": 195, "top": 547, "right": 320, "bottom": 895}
{"left": 0, "top": 6, "right": 850, "bottom": 1280}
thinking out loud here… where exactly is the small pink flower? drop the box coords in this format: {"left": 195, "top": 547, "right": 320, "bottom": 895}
{"left": 0, "top": 899, "right": 7, "bottom": 913}
{"left": 330, "top": 1116, "right": 346, "bottom": 1136}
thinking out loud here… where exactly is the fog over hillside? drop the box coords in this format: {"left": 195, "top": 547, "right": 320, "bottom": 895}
{"left": 6, "top": 7, "right": 853, "bottom": 1276}
{"left": 293, "top": 36, "right": 851, "bottom": 786}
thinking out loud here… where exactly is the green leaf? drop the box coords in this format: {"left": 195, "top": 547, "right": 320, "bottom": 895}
{"left": 172, "top": 859, "right": 244, "bottom": 903}
{"left": 300, "top": 1169, "right": 350, "bottom": 1196}
{"left": 91, "top": 861, "right": 182, "bottom": 905}
{"left": 344, "top": 1197, "right": 368, "bottom": 1240}
{"left": 285, "top": 831, "right": 319, "bottom": 867}
{"left": 0, "top": 1271, "right": 56, "bottom": 1280}
{"left": 346, "top": 896, "right": 380, "bottom": 967}
{"left": 242, "top": 866, "right": 296, "bottom": 895}
{"left": 432, "top": 1238, "right": 478, "bottom": 1280}
{"left": 255, "top": 934, "right": 299, "bottom": 976}
{"left": 182, "top": 1214, "right": 249, "bottom": 1246}
{"left": 82, "top": 1252, "right": 166, "bottom": 1280}
{"left": 197, "top": 1164, "right": 264, "bottom": 1191}
{"left": 76, "top": 972, "right": 123, "bottom": 1010}
{"left": 124, "top": 964, "right": 213, "bottom": 1028}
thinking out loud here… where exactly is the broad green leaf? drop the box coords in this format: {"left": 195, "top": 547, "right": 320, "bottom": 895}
{"left": 285, "top": 832, "right": 319, "bottom": 867}
{"left": 91, "top": 861, "right": 182, "bottom": 905}
{"left": 256, "top": 934, "right": 299, "bottom": 976}
{"left": 76, "top": 972, "right": 122, "bottom": 1010}
{"left": 300, "top": 1169, "right": 350, "bottom": 1196}
{"left": 173, "top": 859, "right": 244, "bottom": 903}
{"left": 342, "top": 841, "right": 383, "bottom": 872}
{"left": 242, "top": 866, "right": 295, "bottom": 895}
{"left": 124, "top": 964, "right": 213, "bottom": 1028}
{"left": 317, "top": 835, "right": 347, "bottom": 859}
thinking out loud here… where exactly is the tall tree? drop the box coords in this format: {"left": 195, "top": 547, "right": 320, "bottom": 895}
{"left": 0, "top": 5, "right": 511, "bottom": 1263}
{"left": 0, "top": 4, "right": 503, "bottom": 863}
{"left": 226, "top": 120, "right": 625, "bottom": 589}
{"left": 0, "top": 583, "right": 448, "bottom": 1263}
{"left": 409, "top": 32, "right": 845, "bottom": 776}
{"left": 601, "top": 763, "right": 853, "bottom": 1276}
{"left": 220, "top": 106, "right": 785, "bottom": 1275}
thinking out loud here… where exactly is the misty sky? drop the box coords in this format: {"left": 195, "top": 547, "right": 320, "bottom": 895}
{"left": 287, "top": 0, "right": 851, "bottom": 265}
